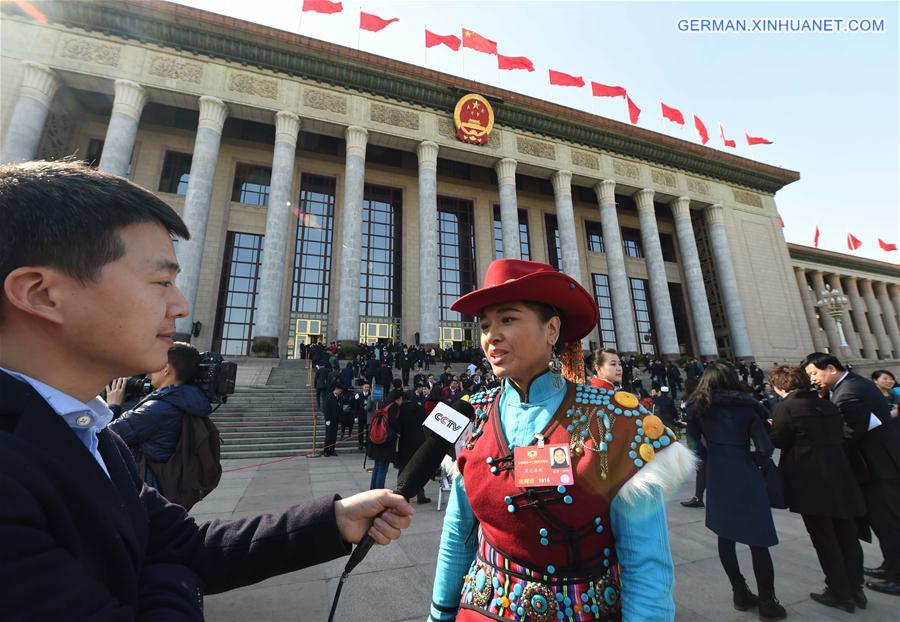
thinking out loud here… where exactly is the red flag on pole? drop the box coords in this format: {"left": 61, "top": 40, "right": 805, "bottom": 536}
{"left": 497, "top": 54, "right": 534, "bottom": 71}
{"left": 591, "top": 82, "right": 627, "bottom": 98}
{"left": 462, "top": 28, "right": 497, "bottom": 54}
{"left": 425, "top": 30, "right": 460, "bottom": 51}
{"left": 548, "top": 69, "right": 584, "bottom": 87}
{"left": 302, "top": 0, "right": 342, "bottom": 14}
{"left": 878, "top": 238, "right": 898, "bottom": 251}
{"left": 847, "top": 233, "right": 863, "bottom": 251}
{"left": 626, "top": 96, "right": 641, "bottom": 124}
{"left": 778, "top": 213, "right": 784, "bottom": 228}
{"left": 694, "top": 114, "right": 709, "bottom": 145}
{"left": 746, "top": 133, "right": 774, "bottom": 146}
{"left": 813, "top": 226, "right": 820, "bottom": 248}
{"left": 719, "top": 123, "right": 736, "bottom": 148}
{"left": 661, "top": 102, "right": 685, "bottom": 125}
{"left": 360, "top": 12, "right": 398, "bottom": 32}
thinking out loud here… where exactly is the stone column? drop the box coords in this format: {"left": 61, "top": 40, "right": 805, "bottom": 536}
{"left": 417, "top": 141, "right": 440, "bottom": 346}
{"left": 671, "top": 197, "right": 718, "bottom": 360}
{"left": 844, "top": 276, "right": 878, "bottom": 360}
{"left": 550, "top": 170, "right": 589, "bottom": 348}
{"left": 794, "top": 268, "right": 827, "bottom": 352}
{"left": 252, "top": 111, "right": 301, "bottom": 353}
{"left": 892, "top": 284, "right": 900, "bottom": 332}
{"left": 495, "top": 158, "right": 521, "bottom": 259}
{"left": 861, "top": 279, "right": 895, "bottom": 359}
{"left": 1, "top": 62, "right": 59, "bottom": 164}
{"left": 634, "top": 189, "right": 679, "bottom": 359}
{"left": 593, "top": 180, "right": 638, "bottom": 355}
{"left": 875, "top": 281, "right": 900, "bottom": 357}
{"left": 705, "top": 204, "right": 752, "bottom": 360}
{"left": 827, "top": 274, "right": 862, "bottom": 358}
{"left": 809, "top": 271, "right": 843, "bottom": 356}
{"left": 174, "top": 96, "right": 228, "bottom": 339}
{"left": 98, "top": 80, "right": 147, "bottom": 177}
{"left": 335, "top": 126, "right": 368, "bottom": 344}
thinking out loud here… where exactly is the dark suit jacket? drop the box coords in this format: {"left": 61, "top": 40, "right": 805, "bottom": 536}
{"left": 0, "top": 371, "right": 350, "bottom": 621}
{"left": 770, "top": 390, "right": 865, "bottom": 518}
{"left": 830, "top": 371, "right": 900, "bottom": 484}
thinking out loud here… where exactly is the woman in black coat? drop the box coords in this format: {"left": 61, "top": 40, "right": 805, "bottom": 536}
{"left": 686, "top": 363, "right": 786, "bottom": 621}
{"left": 769, "top": 365, "right": 866, "bottom": 612}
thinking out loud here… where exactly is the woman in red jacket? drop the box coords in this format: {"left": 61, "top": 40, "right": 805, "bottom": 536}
{"left": 590, "top": 348, "right": 623, "bottom": 390}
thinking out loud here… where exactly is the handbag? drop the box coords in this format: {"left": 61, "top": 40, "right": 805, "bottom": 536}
{"left": 757, "top": 455, "right": 787, "bottom": 509}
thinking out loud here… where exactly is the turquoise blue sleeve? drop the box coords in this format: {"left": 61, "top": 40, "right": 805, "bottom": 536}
{"left": 430, "top": 475, "right": 477, "bottom": 622}
{"left": 610, "top": 489, "right": 676, "bottom": 622}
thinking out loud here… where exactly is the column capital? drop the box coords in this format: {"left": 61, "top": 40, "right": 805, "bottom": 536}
{"left": 416, "top": 140, "right": 439, "bottom": 170}
{"left": 843, "top": 274, "right": 858, "bottom": 285}
{"left": 345, "top": 125, "right": 368, "bottom": 157}
{"left": 793, "top": 266, "right": 807, "bottom": 277}
{"left": 634, "top": 188, "right": 655, "bottom": 212}
{"left": 198, "top": 96, "right": 228, "bottom": 132}
{"left": 111, "top": 80, "right": 147, "bottom": 121}
{"left": 873, "top": 280, "right": 889, "bottom": 295}
{"left": 593, "top": 179, "right": 616, "bottom": 204}
{"left": 859, "top": 278, "right": 875, "bottom": 293}
{"left": 889, "top": 283, "right": 900, "bottom": 297}
{"left": 706, "top": 203, "right": 725, "bottom": 225}
{"left": 550, "top": 170, "right": 572, "bottom": 197}
{"left": 670, "top": 196, "right": 692, "bottom": 220}
{"left": 19, "top": 61, "right": 60, "bottom": 107}
{"left": 274, "top": 111, "right": 301, "bottom": 146}
{"left": 495, "top": 158, "right": 517, "bottom": 184}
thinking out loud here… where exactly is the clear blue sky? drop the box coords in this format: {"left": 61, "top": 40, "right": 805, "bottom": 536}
{"left": 175, "top": 0, "right": 899, "bottom": 262}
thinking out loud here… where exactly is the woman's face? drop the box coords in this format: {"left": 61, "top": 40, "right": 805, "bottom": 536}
{"left": 480, "top": 302, "right": 559, "bottom": 384}
{"left": 553, "top": 448, "right": 567, "bottom": 465}
{"left": 874, "top": 373, "right": 896, "bottom": 392}
{"left": 596, "top": 354, "right": 622, "bottom": 383}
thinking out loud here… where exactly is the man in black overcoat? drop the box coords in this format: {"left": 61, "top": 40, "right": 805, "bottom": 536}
{"left": 0, "top": 162, "right": 415, "bottom": 620}
{"left": 804, "top": 352, "right": 900, "bottom": 596}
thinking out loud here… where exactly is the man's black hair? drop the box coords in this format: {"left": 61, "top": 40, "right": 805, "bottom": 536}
{"left": 0, "top": 161, "right": 190, "bottom": 319}
{"left": 168, "top": 342, "right": 201, "bottom": 384}
{"left": 801, "top": 351, "right": 845, "bottom": 372}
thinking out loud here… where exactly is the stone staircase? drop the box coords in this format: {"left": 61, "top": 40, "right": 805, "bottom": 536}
{"left": 213, "top": 359, "right": 323, "bottom": 460}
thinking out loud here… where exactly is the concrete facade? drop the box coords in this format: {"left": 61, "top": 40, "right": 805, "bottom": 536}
{"left": 2, "top": 1, "right": 896, "bottom": 369}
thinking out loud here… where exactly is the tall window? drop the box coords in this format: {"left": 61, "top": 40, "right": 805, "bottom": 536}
{"left": 439, "top": 197, "right": 477, "bottom": 321}
{"left": 493, "top": 206, "right": 531, "bottom": 260}
{"left": 158, "top": 151, "right": 192, "bottom": 195}
{"left": 668, "top": 283, "right": 693, "bottom": 356}
{"left": 621, "top": 227, "right": 643, "bottom": 258}
{"left": 359, "top": 184, "right": 402, "bottom": 318}
{"left": 544, "top": 214, "right": 562, "bottom": 270}
{"left": 660, "top": 233, "right": 677, "bottom": 262}
{"left": 585, "top": 221, "right": 605, "bottom": 253}
{"left": 231, "top": 164, "right": 271, "bottom": 206}
{"left": 83, "top": 138, "right": 104, "bottom": 168}
{"left": 591, "top": 273, "right": 617, "bottom": 348}
{"left": 212, "top": 232, "right": 263, "bottom": 356}
{"left": 630, "top": 278, "right": 656, "bottom": 354}
{"left": 291, "top": 174, "right": 335, "bottom": 315}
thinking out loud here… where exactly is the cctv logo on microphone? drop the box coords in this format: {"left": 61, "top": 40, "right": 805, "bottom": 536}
{"left": 425, "top": 402, "right": 472, "bottom": 444}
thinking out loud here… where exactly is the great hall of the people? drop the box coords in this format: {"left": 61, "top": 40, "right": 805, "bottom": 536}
{"left": 2, "top": 1, "right": 899, "bottom": 373}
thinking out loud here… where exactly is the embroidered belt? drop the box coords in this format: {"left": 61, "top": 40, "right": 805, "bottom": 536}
{"left": 460, "top": 535, "right": 622, "bottom": 621}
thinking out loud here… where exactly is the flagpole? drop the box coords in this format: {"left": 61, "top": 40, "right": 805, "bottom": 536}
{"left": 297, "top": 1, "right": 303, "bottom": 35}
{"left": 745, "top": 129, "right": 756, "bottom": 160}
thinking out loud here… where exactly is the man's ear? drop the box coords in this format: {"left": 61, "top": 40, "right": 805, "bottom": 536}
{"left": 3, "top": 267, "right": 69, "bottom": 325}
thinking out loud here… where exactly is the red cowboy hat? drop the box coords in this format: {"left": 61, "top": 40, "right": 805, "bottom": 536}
{"left": 450, "top": 259, "right": 599, "bottom": 342}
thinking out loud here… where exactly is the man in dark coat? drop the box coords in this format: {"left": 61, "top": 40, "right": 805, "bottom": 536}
{"left": 322, "top": 384, "right": 344, "bottom": 456}
{"left": 313, "top": 362, "right": 331, "bottom": 412}
{"left": 374, "top": 361, "right": 393, "bottom": 397}
{"left": 0, "top": 161, "right": 414, "bottom": 619}
{"left": 804, "top": 352, "right": 900, "bottom": 596}
{"left": 665, "top": 362, "right": 683, "bottom": 401}
{"left": 396, "top": 396, "right": 430, "bottom": 504}
{"left": 653, "top": 387, "right": 680, "bottom": 429}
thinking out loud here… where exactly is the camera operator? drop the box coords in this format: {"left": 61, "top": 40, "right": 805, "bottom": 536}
{"left": 106, "top": 342, "right": 210, "bottom": 487}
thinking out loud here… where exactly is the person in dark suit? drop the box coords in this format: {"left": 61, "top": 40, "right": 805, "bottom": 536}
{"left": 653, "top": 386, "right": 680, "bottom": 429}
{"left": 0, "top": 161, "right": 414, "bottom": 619}
{"left": 769, "top": 365, "right": 867, "bottom": 612}
{"left": 322, "top": 384, "right": 344, "bottom": 456}
{"left": 804, "top": 352, "right": 900, "bottom": 597}
{"left": 686, "top": 363, "right": 786, "bottom": 620}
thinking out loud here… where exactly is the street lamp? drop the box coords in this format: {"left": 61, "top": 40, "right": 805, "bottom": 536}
{"left": 816, "top": 284, "right": 851, "bottom": 355}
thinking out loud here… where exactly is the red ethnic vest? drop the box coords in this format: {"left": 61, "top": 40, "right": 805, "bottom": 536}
{"left": 455, "top": 382, "right": 678, "bottom": 621}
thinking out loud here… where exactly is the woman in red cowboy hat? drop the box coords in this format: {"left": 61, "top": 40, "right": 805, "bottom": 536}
{"left": 429, "top": 259, "right": 695, "bottom": 622}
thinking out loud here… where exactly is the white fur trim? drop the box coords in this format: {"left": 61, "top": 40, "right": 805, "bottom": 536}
{"left": 615, "top": 441, "right": 696, "bottom": 507}
{"left": 441, "top": 455, "right": 461, "bottom": 481}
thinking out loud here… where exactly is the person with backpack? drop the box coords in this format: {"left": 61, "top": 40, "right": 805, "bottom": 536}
{"left": 107, "top": 342, "right": 211, "bottom": 490}
{"left": 368, "top": 389, "right": 402, "bottom": 489}
{"left": 313, "top": 362, "right": 331, "bottom": 412}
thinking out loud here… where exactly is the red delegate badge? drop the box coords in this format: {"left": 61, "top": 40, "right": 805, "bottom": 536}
{"left": 513, "top": 444, "right": 574, "bottom": 488}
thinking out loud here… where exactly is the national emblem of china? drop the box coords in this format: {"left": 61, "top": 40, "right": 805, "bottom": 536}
{"left": 454, "top": 93, "right": 494, "bottom": 145}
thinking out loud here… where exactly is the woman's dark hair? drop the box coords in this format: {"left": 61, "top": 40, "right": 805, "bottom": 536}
{"left": 427, "top": 385, "right": 443, "bottom": 401}
{"left": 769, "top": 365, "right": 811, "bottom": 392}
{"left": 522, "top": 301, "right": 566, "bottom": 352}
{"left": 688, "top": 362, "right": 748, "bottom": 417}
{"left": 872, "top": 369, "right": 896, "bottom": 385}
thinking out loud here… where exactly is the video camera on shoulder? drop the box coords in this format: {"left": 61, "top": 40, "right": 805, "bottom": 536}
{"left": 193, "top": 351, "right": 237, "bottom": 406}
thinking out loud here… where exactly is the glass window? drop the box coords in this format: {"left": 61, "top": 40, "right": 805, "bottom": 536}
{"left": 359, "top": 185, "right": 402, "bottom": 318}
{"left": 439, "top": 197, "right": 477, "bottom": 322}
{"left": 291, "top": 175, "right": 336, "bottom": 316}
{"left": 629, "top": 278, "right": 656, "bottom": 354}
{"left": 621, "top": 227, "right": 643, "bottom": 258}
{"left": 158, "top": 151, "right": 192, "bottom": 195}
{"left": 659, "top": 232, "right": 677, "bottom": 262}
{"left": 585, "top": 221, "right": 605, "bottom": 253}
{"left": 212, "top": 232, "right": 263, "bottom": 356}
{"left": 591, "top": 273, "right": 617, "bottom": 348}
{"left": 544, "top": 214, "right": 562, "bottom": 271}
{"left": 493, "top": 206, "right": 531, "bottom": 260}
{"left": 231, "top": 163, "right": 272, "bottom": 206}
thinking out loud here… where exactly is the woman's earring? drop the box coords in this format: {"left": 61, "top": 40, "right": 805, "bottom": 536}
{"left": 549, "top": 350, "right": 563, "bottom": 389}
